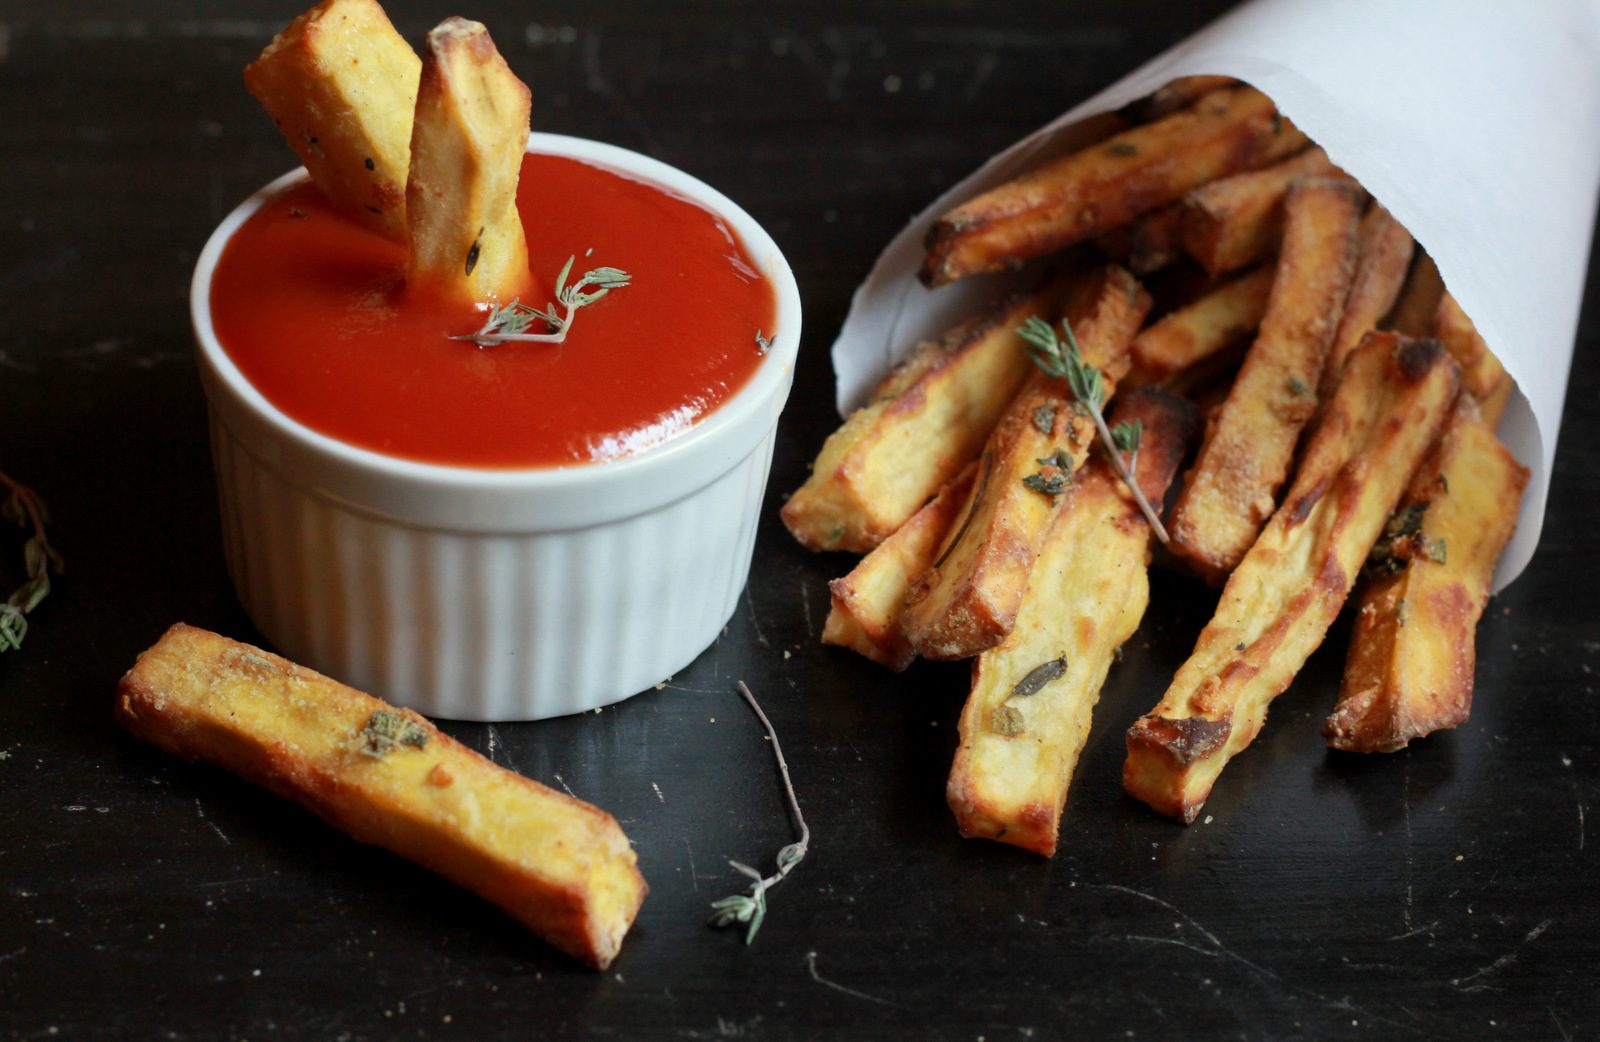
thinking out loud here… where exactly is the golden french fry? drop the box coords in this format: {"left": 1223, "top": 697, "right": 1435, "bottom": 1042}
{"left": 948, "top": 389, "right": 1195, "bottom": 856}
{"left": 1127, "top": 263, "right": 1274, "bottom": 386}
{"left": 781, "top": 284, "right": 1058, "bottom": 553}
{"left": 405, "top": 17, "right": 532, "bottom": 304}
{"left": 1383, "top": 251, "right": 1443, "bottom": 335}
{"left": 1319, "top": 205, "right": 1414, "bottom": 396}
{"left": 900, "top": 265, "right": 1149, "bottom": 660}
{"left": 1167, "top": 177, "right": 1364, "bottom": 583}
{"left": 244, "top": 0, "right": 421, "bottom": 240}
{"left": 822, "top": 463, "right": 979, "bottom": 671}
{"left": 1324, "top": 396, "right": 1529, "bottom": 752}
{"left": 1177, "top": 146, "right": 1352, "bottom": 275}
{"left": 117, "top": 624, "right": 647, "bottom": 970}
{"left": 1124, "top": 333, "right": 1460, "bottom": 822}
{"left": 1125, "top": 75, "right": 1243, "bottom": 121}
{"left": 921, "top": 87, "right": 1307, "bottom": 287}
{"left": 1095, "top": 203, "right": 1185, "bottom": 275}
{"left": 1433, "top": 292, "right": 1512, "bottom": 403}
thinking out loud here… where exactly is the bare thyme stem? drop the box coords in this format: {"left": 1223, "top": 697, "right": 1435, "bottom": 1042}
{"left": 1088, "top": 407, "right": 1170, "bottom": 544}
{"left": 707, "top": 681, "right": 811, "bottom": 944}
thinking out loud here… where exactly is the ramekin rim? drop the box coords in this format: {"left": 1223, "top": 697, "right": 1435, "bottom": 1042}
{"left": 191, "top": 132, "right": 802, "bottom": 493}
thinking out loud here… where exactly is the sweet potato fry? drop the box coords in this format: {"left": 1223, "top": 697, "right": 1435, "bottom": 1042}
{"left": 1123, "top": 333, "right": 1460, "bottom": 822}
{"left": 1124, "top": 75, "right": 1242, "bottom": 121}
{"left": 406, "top": 17, "right": 532, "bottom": 304}
{"left": 1177, "top": 146, "right": 1351, "bottom": 275}
{"left": 900, "top": 266, "right": 1149, "bottom": 660}
{"left": 948, "top": 390, "right": 1196, "bottom": 855}
{"left": 1127, "top": 263, "right": 1274, "bottom": 386}
{"left": 1167, "top": 177, "right": 1363, "bottom": 582}
{"left": 1095, "top": 203, "right": 1184, "bottom": 275}
{"left": 117, "top": 624, "right": 647, "bottom": 970}
{"left": 921, "top": 86, "right": 1307, "bottom": 287}
{"left": 781, "top": 284, "right": 1057, "bottom": 553}
{"left": 1383, "top": 252, "right": 1443, "bottom": 335}
{"left": 1319, "top": 205, "right": 1414, "bottom": 396}
{"left": 1324, "top": 396, "right": 1529, "bottom": 752}
{"left": 1433, "top": 292, "right": 1512, "bottom": 404}
{"left": 244, "top": 0, "right": 421, "bottom": 240}
{"left": 822, "top": 463, "right": 979, "bottom": 671}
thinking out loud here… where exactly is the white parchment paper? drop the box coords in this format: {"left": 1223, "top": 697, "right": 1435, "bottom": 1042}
{"left": 831, "top": 0, "right": 1600, "bottom": 587}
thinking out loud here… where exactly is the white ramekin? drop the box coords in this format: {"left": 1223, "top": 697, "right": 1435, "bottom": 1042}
{"left": 191, "top": 133, "right": 801, "bottom": 721}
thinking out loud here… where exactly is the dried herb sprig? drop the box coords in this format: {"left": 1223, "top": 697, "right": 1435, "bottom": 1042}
{"left": 1016, "top": 316, "right": 1169, "bottom": 543}
{"left": 0, "top": 472, "right": 63, "bottom": 652}
{"left": 708, "top": 681, "right": 811, "bottom": 945}
{"left": 451, "top": 255, "right": 630, "bottom": 347}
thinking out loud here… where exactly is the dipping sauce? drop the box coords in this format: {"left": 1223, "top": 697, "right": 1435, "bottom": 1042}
{"left": 211, "top": 153, "right": 776, "bottom": 468}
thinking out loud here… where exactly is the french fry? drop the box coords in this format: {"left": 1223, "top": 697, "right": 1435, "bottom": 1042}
{"left": 116, "top": 624, "right": 647, "bottom": 970}
{"left": 1166, "top": 177, "right": 1364, "bottom": 583}
{"left": 921, "top": 86, "right": 1308, "bottom": 287}
{"left": 244, "top": 0, "right": 421, "bottom": 241}
{"left": 1177, "top": 146, "right": 1351, "bottom": 275}
{"left": 1095, "top": 203, "right": 1185, "bottom": 274}
{"left": 822, "top": 463, "right": 979, "bottom": 671}
{"left": 1318, "top": 205, "right": 1414, "bottom": 396}
{"left": 781, "top": 285, "right": 1058, "bottom": 553}
{"left": 405, "top": 17, "right": 532, "bottom": 304}
{"left": 1124, "top": 333, "right": 1461, "bottom": 822}
{"left": 1433, "top": 292, "right": 1512, "bottom": 405}
{"left": 1383, "top": 251, "right": 1444, "bottom": 335}
{"left": 1124, "top": 75, "right": 1242, "bottom": 121}
{"left": 1324, "top": 396, "right": 1529, "bottom": 752}
{"left": 1127, "top": 263, "right": 1274, "bottom": 386}
{"left": 900, "top": 265, "right": 1149, "bottom": 660}
{"left": 948, "top": 389, "right": 1196, "bottom": 855}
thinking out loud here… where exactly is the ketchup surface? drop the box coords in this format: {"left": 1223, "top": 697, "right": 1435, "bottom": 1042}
{"left": 211, "top": 153, "right": 776, "bottom": 468}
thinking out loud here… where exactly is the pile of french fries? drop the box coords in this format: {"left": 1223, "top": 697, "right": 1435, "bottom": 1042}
{"left": 786, "top": 78, "right": 1529, "bottom": 855}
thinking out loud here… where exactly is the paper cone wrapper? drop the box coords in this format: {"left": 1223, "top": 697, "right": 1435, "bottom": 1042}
{"left": 830, "top": 0, "right": 1600, "bottom": 589}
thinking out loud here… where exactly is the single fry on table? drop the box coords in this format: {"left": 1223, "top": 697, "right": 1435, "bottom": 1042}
{"left": 1167, "top": 176, "right": 1364, "bottom": 583}
{"left": 1123, "top": 332, "right": 1461, "bottom": 822}
{"left": 117, "top": 624, "right": 647, "bottom": 970}
{"left": 1324, "top": 395, "right": 1528, "bottom": 752}
{"left": 949, "top": 389, "right": 1196, "bottom": 855}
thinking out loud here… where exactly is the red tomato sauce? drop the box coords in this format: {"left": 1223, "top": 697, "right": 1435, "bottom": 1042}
{"left": 210, "top": 153, "right": 776, "bottom": 468}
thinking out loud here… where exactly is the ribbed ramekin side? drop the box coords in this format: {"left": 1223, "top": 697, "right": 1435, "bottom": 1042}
{"left": 208, "top": 417, "right": 779, "bottom": 721}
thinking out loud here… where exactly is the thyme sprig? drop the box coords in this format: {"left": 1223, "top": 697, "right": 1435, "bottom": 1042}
{"left": 1016, "top": 316, "right": 1169, "bottom": 543}
{"left": 708, "top": 681, "right": 811, "bottom": 945}
{"left": 0, "top": 472, "right": 63, "bottom": 652}
{"left": 451, "top": 255, "right": 630, "bottom": 347}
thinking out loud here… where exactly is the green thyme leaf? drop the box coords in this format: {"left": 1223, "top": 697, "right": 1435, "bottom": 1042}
{"left": 358, "top": 710, "right": 430, "bottom": 759}
{"left": 452, "top": 254, "right": 631, "bottom": 347}
{"left": 990, "top": 704, "right": 1026, "bottom": 737}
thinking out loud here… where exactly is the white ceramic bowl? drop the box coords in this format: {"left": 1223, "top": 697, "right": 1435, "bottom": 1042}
{"left": 191, "top": 133, "right": 801, "bottom": 721}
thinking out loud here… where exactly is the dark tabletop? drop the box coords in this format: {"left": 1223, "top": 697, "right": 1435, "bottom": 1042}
{"left": 2, "top": 2, "right": 1597, "bottom": 1040}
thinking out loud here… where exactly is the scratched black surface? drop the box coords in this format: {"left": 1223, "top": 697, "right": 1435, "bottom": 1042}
{"left": 1, "top": 2, "right": 1597, "bottom": 1040}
